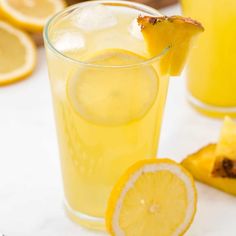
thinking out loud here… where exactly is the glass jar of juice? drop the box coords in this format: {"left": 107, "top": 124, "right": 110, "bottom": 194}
{"left": 181, "top": 0, "right": 236, "bottom": 117}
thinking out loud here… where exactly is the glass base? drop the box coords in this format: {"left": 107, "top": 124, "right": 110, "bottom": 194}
{"left": 188, "top": 93, "right": 236, "bottom": 118}
{"left": 64, "top": 201, "right": 106, "bottom": 231}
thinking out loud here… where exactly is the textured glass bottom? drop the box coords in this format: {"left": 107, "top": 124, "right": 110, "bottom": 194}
{"left": 188, "top": 93, "right": 236, "bottom": 118}
{"left": 64, "top": 200, "right": 105, "bottom": 231}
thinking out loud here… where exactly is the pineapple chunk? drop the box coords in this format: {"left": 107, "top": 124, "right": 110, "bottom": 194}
{"left": 212, "top": 117, "right": 236, "bottom": 177}
{"left": 182, "top": 144, "right": 236, "bottom": 196}
{"left": 138, "top": 15, "right": 204, "bottom": 76}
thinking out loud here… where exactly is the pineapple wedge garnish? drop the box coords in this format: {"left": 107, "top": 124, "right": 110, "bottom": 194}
{"left": 138, "top": 15, "right": 204, "bottom": 75}
{"left": 182, "top": 117, "right": 236, "bottom": 196}
{"left": 212, "top": 117, "right": 236, "bottom": 177}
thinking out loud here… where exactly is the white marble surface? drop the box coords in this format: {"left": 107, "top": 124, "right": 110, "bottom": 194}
{"left": 0, "top": 4, "right": 236, "bottom": 236}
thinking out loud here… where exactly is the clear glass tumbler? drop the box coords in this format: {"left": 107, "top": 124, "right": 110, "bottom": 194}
{"left": 44, "top": 0, "right": 169, "bottom": 230}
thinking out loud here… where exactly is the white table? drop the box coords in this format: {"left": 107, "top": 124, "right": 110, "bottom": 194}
{"left": 0, "top": 4, "right": 235, "bottom": 236}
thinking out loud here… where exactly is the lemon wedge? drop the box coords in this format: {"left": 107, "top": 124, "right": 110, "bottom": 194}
{"left": 0, "top": 0, "right": 66, "bottom": 32}
{"left": 106, "top": 159, "right": 197, "bottom": 236}
{"left": 0, "top": 20, "right": 36, "bottom": 85}
{"left": 138, "top": 16, "right": 204, "bottom": 76}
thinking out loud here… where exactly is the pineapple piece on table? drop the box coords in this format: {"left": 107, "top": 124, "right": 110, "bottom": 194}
{"left": 182, "top": 117, "right": 236, "bottom": 196}
{"left": 182, "top": 144, "right": 236, "bottom": 196}
{"left": 212, "top": 117, "right": 236, "bottom": 177}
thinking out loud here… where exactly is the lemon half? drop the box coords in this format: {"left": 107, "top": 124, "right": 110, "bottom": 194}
{"left": 106, "top": 159, "right": 197, "bottom": 236}
{"left": 0, "top": 0, "right": 66, "bottom": 32}
{"left": 0, "top": 20, "right": 36, "bottom": 85}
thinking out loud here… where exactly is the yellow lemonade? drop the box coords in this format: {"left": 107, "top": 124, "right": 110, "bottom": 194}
{"left": 45, "top": 1, "right": 168, "bottom": 229}
{"left": 181, "top": 0, "right": 236, "bottom": 117}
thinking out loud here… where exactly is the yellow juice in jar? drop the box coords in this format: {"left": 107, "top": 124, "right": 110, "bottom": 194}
{"left": 181, "top": 0, "right": 236, "bottom": 117}
{"left": 45, "top": 2, "right": 168, "bottom": 229}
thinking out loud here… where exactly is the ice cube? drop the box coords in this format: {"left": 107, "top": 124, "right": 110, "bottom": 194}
{"left": 129, "top": 18, "right": 143, "bottom": 40}
{"left": 54, "top": 80, "right": 66, "bottom": 100}
{"left": 73, "top": 4, "right": 117, "bottom": 32}
{"left": 53, "top": 31, "right": 85, "bottom": 52}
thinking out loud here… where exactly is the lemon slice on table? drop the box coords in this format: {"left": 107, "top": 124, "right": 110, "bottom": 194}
{"left": 0, "top": 0, "right": 66, "bottom": 32}
{"left": 67, "top": 49, "right": 159, "bottom": 126}
{"left": 106, "top": 159, "right": 197, "bottom": 236}
{"left": 0, "top": 21, "right": 36, "bottom": 85}
{"left": 138, "top": 16, "right": 204, "bottom": 76}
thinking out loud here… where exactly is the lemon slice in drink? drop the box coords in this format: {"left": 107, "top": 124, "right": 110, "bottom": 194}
{"left": 67, "top": 49, "right": 159, "bottom": 126}
{"left": 0, "top": 0, "right": 66, "bottom": 32}
{"left": 0, "top": 21, "right": 36, "bottom": 85}
{"left": 106, "top": 159, "right": 197, "bottom": 236}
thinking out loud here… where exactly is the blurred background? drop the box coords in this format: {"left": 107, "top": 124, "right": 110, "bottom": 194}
{"left": 67, "top": 0, "right": 178, "bottom": 9}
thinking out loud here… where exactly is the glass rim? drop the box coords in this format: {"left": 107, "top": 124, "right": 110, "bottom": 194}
{"left": 43, "top": 0, "right": 169, "bottom": 69}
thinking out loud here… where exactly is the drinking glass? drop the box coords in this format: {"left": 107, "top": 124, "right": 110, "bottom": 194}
{"left": 44, "top": 0, "right": 169, "bottom": 230}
